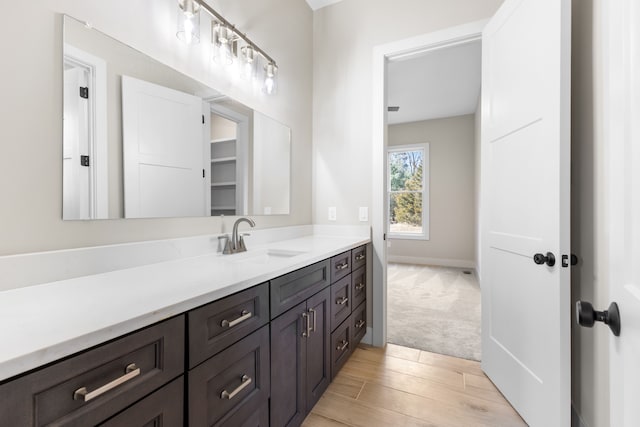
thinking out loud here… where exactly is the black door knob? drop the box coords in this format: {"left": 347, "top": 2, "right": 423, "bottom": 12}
{"left": 576, "top": 300, "right": 621, "bottom": 336}
{"left": 533, "top": 252, "right": 556, "bottom": 267}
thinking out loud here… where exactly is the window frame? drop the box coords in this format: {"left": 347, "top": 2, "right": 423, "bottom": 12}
{"left": 386, "top": 142, "right": 430, "bottom": 240}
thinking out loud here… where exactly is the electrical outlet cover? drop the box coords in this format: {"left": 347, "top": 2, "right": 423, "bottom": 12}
{"left": 328, "top": 207, "right": 337, "bottom": 221}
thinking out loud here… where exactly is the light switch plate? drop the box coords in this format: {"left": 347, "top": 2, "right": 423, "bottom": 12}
{"left": 328, "top": 207, "right": 337, "bottom": 221}
{"left": 359, "top": 207, "right": 368, "bottom": 222}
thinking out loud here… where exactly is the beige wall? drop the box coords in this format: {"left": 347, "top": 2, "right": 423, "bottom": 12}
{"left": 387, "top": 115, "right": 476, "bottom": 267}
{"left": 311, "top": 0, "right": 503, "bottom": 226}
{"left": 571, "top": 0, "right": 610, "bottom": 425}
{"left": 0, "top": 0, "right": 313, "bottom": 256}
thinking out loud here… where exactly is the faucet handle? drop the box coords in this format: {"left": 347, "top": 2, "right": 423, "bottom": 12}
{"left": 218, "top": 234, "right": 233, "bottom": 254}
{"left": 237, "top": 233, "right": 251, "bottom": 252}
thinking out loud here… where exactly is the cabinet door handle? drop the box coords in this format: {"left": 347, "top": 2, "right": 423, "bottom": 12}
{"left": 302, "top": 312, "right": 310, "bottom": 337}
{"left": 355, "top": 319, "right": 365, "bottom": 329}
{"left": 336, "top": 296, "right": 349, "bottom": 306}
{"left": 355, "top": 254, "right": 365, "bottom": 261}
{"left": 221, "top": 310, "right": 252, "bottom": 328}
{"left": 73, "top": 363, "right": 140, "bottom": 402}
{"left": 336, "top": 262, "right": 349, "bottom": 270}
{"left": 355, "top": 283, "right": 365, "bottom": 291}
{"left": 308, "top": 308, "right": 317, "bottom": 333}
{"left": 220, "top": 375, "right": 252, "bottom": 400}
{"left": 336, "top": 340, "right": 349, "bottom": 352}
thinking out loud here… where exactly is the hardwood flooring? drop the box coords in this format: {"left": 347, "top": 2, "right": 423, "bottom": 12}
{"left": 302, "top": 344, "right": 526, "bottom": 427}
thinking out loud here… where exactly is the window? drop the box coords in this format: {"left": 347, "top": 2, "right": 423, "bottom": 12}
{"left": 387, "top": 143, "right": 429, "bottom": 240}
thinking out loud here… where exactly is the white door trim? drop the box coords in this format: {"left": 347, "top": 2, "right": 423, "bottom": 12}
{"left": 371, "top": 19, "right": 487, "bottom": 347}
{"left": 63, "top": 44, "right": 108, "bottom": 219}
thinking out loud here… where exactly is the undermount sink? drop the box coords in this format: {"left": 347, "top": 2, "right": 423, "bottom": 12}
{"left": 233, "top": 249, "right": 307, "bottom": 264}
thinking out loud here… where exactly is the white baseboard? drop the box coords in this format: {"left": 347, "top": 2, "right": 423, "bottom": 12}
{"left": 361, "top": 327, "right": 374, "bottom": 345}
{"left": 387, "top": 255, "right": 476, "bottom": 269}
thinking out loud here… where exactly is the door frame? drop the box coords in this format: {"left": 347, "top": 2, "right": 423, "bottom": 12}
{"left": 371, "top": 20, "right": 487, "bottom": 346}
{"left": 63, "top": 44, "right": 108, "bottom": 219}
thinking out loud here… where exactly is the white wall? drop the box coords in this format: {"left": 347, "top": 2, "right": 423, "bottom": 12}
{"left": 312, "top": 0, "right": 503, "bottom": 226}
{"left": 474, "top": 100, "right": 482, "bottom": 277}
{"left": 387, "top": 115, "right": 476, "bottom": 268}
{"left": 571, "top": 0, "right": 610, "bottom": 425}
{"left": 0, "top": 0, "right": 313, "bottom": 256}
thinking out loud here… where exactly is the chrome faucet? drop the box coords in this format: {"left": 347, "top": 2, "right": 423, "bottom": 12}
{"left": 222, "top": 217, "right": 256, "bottom": 254}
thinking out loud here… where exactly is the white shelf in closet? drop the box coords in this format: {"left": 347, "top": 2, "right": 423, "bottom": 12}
{"left": 210, "top": 138, "right": 236, "bottom": 144}
{"left": 211, "top": 182, "right": 236, "bottom": 187}
{"left": 211, "top": 156, "right": 237, "bottom": 164}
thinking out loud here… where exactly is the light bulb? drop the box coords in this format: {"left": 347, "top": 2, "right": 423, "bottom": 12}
{"left": 263, "top": 63, "right": 278, "bottom": 95}
{"left": 240, "top": 46, "right": 256, "bottom": 80}
{"left": 176, "top": 0, "right": 200, "bottom": 45}
{"left": 212, "top": 23, "right": 234, "bottom": 65}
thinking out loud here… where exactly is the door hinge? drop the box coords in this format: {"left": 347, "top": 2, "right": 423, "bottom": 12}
{"left": 203, "top": 169, "right": 205, "bottom": 178}
{"left": 79, "top": 87, "right": 89, "bottom": 99}
{"left": 202, "top": 115, "right": 205, "bottom": 124}
{"left": 80, "top": 155, "right": 90, "bottom": 167}
{"left": 383, "top": 233, "right": 387, "bottom": 241}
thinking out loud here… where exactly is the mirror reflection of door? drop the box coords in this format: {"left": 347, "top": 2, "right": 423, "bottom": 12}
{"left": 63, "top": 62, "right": 91, "bottom": 220}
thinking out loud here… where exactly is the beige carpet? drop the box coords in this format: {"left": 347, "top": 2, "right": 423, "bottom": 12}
{"left": 387, "top": 263, "right": 481, "bottom": 361}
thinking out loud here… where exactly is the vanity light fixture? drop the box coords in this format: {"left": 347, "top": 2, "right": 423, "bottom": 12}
{"left": 175, "top": 0, "right": 278, "bottom": 95}
{"left": 176, "top": 0, "right": 201, "bottom": 45}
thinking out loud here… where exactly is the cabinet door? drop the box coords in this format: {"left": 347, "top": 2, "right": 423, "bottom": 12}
{"left": 270, "top": 301, "right": 307, "bottom": 427}
{"left": 305, "top": 287, "right": 331, "bottom": 412}
{"left": 99, "top": 377, "right": 183, "bottom": 427}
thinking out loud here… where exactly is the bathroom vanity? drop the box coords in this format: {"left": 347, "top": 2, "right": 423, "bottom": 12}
{"left": 0, "top": 232, "right": 369, "bottom": 426}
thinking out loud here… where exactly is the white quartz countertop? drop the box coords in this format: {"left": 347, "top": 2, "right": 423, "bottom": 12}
{"left": 0, "top": 234, "right": 369, "bottom": 382}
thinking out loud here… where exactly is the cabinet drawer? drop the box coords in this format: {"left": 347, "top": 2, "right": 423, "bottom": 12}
{"left": 99, "top": 376, "right": 184, "bottom": 427}
{"left": 351, "top": 266, "right": 366, "bottom": 310}
{"left": 330, "top": 318, "right": 352, "bottom": 380}
{"left": 351, "top": 245, "right": 367, "bottom": 271}
{"left": 188, "top": 325, "right": 270, "bottom": 427}
{"left": 351, "top": 302, "right": 367, "bottom": 348}
{"left": 188, "top": 282, "right": 269, "bottom": 368}
{"left": 270, "top": 260, "right": 330, "bottom": 319}
{"left": 0, "top": 316, "right": 184, "bottom": 427}
{"left": 228, "top": 402, "right": 269, "bottom": 427}
{"left": 330, "top": 275, "right": 352, "bottom": 331}
{"left": 330, "top": 251, "right": 351, "bottom": 283}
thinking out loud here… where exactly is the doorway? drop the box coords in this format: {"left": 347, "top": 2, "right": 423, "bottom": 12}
{"left": 384, "top": 40, "right": 482, "bottom": 360}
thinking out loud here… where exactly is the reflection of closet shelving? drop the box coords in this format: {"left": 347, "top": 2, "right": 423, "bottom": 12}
{"left": 210, "top": 135, "right": 237, "bottom": 216}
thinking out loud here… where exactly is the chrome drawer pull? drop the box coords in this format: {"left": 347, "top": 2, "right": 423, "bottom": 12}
{"left": 221, "top": 375, "right": 252, "bottom": 400}
{"left": 355, "top": 254, "right": 365, "bottom": 261}
{"left": 221, "top": 310, "right": 252, "bottom": 328}
{"left": 355, "top": 319, "right": 365, "bottom": 329}
{"left": 73, "top": 363, "right": 140, "bottom": 402}
{"left": 336, "top": 262, "right": 349, "bottom": 270}
{"left": 308, "top": 308, "right": 317, "bottom": 333}
{"left": 355, "top": 283, "right": 365, "bottom": 291}
{"left": 302, "top": 312, "right": 311, "bottom": 337}
{"left": 336, "top": 340, "right": 349, "bottom": 352}
{"left": 336, "top": 296, "right": 349, "bottom": 306}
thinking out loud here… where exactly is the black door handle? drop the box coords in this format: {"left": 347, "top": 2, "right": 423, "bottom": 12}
{"left": 576, "top": 300, "right": 621, "bottom": 336}
{"left": 533, "top": 252, "right": 556, "bottom": 267}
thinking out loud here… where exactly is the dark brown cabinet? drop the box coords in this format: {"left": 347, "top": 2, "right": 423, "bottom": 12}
{"left": 0, "top": 244, "right": 369, "bottom": 427}
{"left": 270, "top": 286, "right": 331, "bottom": 427}
{"left": 0, "top": 316, "right": 184, "bottom": 426}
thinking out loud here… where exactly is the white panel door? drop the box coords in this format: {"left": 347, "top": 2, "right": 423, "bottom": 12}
{"left": 480, "top": 0, "right": 571, "bottom": 425}
{"left": 607, "top": 0, "right": 640, "bottom": 425}
{"left": 62, "top": 67, "right": 90, "bottom": 220}
{"left": 122, "top": 76, "right": 205, "bottom": 218}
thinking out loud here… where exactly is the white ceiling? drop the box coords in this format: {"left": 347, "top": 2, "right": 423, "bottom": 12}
{"left": 305, "top": 0, "right": 344, "bottom": 11}
{"left": 387, "top": 40, "right": 482, "bottom": 125}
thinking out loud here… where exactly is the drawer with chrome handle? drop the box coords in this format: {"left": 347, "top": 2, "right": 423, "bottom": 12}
{"left": 352, "top": 301, "right": 367, "bottom": 347}
{"left": 352, "top": 245, "right": 367, "bottom": 270}
{"left": 352, "top": 266, "right": 366, "bottom": 309}
{"left": 336, "top": 339, "right": 350, "bottom": 352}
{"left": 0, "top": 316, "right": 184, "bottom": 427}
{"left": 331, "top": 275, "right": 352, "bottom": 331}
{"left": 330, "top": 251, "right": 352, "bottom": 283}
{"left": 355, "top": 319, "right": 366, "bottom": 329}
{"left": 189, "top": 282, "right": 268, "bottom": 368}
{"left": 330, "top": 315, "right": 353, "bottom": 380}
{"left": 189, "top": 325, "right": 270, "bottom": 427}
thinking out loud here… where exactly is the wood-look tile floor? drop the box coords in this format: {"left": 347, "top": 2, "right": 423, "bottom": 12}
{"left": 302, "top": 344, "right": 527, "bottom": 427}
